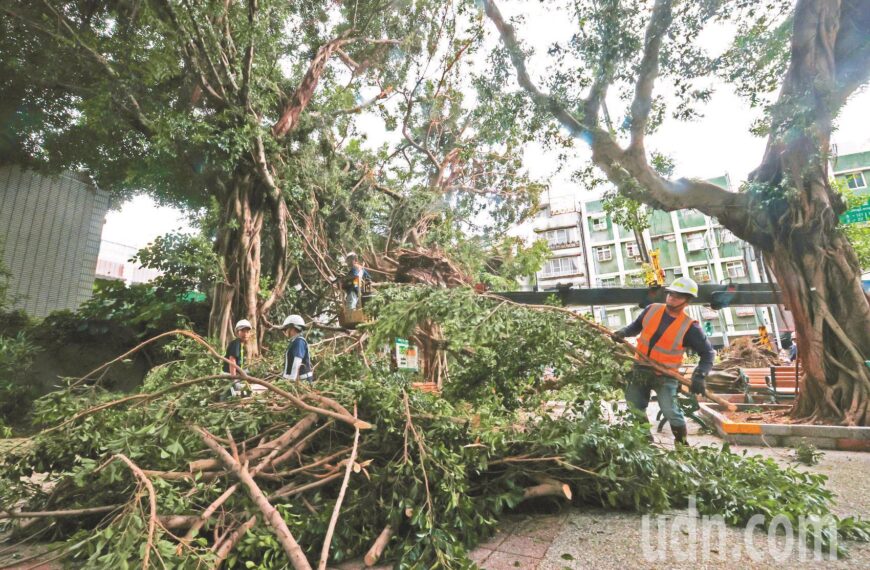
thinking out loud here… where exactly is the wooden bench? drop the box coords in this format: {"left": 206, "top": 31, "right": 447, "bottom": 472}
{"left": 411, "top": 382, "right": 440, "bottom": 394}
{"left": 739, "top": 367, "right": 776, "bottom": 403}
{"left": 769, "top": 365, "right": 799, "bottom": 399}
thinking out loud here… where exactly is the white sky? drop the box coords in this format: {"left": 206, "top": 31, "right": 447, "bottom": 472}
{"left": 102, "top": 3, "right": 870, "bottom": 248}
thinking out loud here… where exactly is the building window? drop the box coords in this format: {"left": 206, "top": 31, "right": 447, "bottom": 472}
{"left": 845, "top": 172, "right": 867, "bottom": 190}
{"left": 725, "top": 260, "right": 745, "bottom": 278}
{"left": 691, "top": 265, "right": 712, "bottom": 283}
{"left": 685, "top": 232, "right": 706, "bottom": 252}
{"left": 541, "top": 256, "right": 580, "bottom": 277}
{"left": 594, "top": 246, "right": 613, "bottom": 262}
{"left": 626, "top": 242, "right": 641, "bottom": 258}
{"left": 626, "top": 272, "right": 645, "bottom": 286}
{"left": 598, "top": 277, "right": 618, "bottom": 287}
{"left": 700, "top": 307, "right": 719, "bottom": 320}
{"left": 591, "top": 216, "right": 608, "bottom": 231}
{"left": 719, "top": 229, "right": 737, "bottom": 243}
{"left": 542, "top": 227, "right": 577, "bottom": 248}
{"left": 607, "top": 313, "right": 622, "bottom": 328}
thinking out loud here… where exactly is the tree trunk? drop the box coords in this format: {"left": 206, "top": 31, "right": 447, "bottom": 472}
{"left": 210, "top": 169, "right": 266, "bottom": 356}
{"left": 748, "top": 0, "right": 870, "bottom": 425}
{"left": 754, "top": 161, "right": 870, "bottom": 426}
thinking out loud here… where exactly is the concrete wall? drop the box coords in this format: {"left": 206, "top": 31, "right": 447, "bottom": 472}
{"left": 0, "top": 165, "right": 109, "bottom": 317}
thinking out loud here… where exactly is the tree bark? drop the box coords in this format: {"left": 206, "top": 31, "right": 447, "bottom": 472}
{"left": 484, "top": 0, "right": 870, "bottom": 424}
{"left": 210, "top": 168, "right": 267, "bottom": 355}
{"left": 748, "top": 0, "right": 870, "bottom": 425}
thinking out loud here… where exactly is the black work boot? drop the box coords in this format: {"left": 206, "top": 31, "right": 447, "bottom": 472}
{"left": 672, "top": 425, "right": 689, "bottom": 446}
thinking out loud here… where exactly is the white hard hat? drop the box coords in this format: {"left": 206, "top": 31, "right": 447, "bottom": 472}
{"left": 665, "top": 277, "right": 699, "bottom": 298}
{"left": 281, "top": 314, "right": 306, "bottom": 330}
{"left": 235, "top": 319, "right": 253, "bottom": 330}
{"left": 346, "top": 252, "right": 357, "bottom": 261}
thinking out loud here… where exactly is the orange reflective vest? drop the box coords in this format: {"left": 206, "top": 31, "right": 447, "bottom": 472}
{"left": 636, "top": 303, "right": 695, "bottom": 369}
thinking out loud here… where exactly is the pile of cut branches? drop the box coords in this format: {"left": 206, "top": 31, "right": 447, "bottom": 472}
{"left": 372, "top": 248, "right": 473, "bottom": 288}
{"left": 1, "top": 287, "right": 867, "bottom": 568}
{"left": 716, "top": 336, "right": 782, "bottom": 369}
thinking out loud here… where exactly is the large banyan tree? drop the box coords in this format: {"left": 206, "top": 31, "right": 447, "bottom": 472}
{"left": 479, "top": 0, "right": 870, "bottom": 425}
{"left": 0, "top": 0, "right": 461, "bottom": 353}
{"left": 0, "top": 0, "right": 543, "bottom": 355}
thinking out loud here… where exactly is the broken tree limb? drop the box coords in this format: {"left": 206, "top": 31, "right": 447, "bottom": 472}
{"left": 521, "top": 477, "right": 572, "bottom": 502}
{"left": 484, "top": 293, "right": 737, "bottom": 411}
{"left": 269, "top": 472, "right": 343, "bottom": 500}
{"left": 198, "top": 427, "right": 312, "bottom": 570}
{"left": 190, "top": 414, "right": 319, "bottom": 473}
{"left": 158, "top": 515, "right": 201, "bottom": 530}
{"left": 317, "top": 405, "right": 361, "bottom": 570}
{"left": 364, "top": 524, "right": 393, "bottom": 567}
{"left": 267, "top": 420, "right": 334, "bottom": 471}
{"left": 113, "top": 454, "right": 158, "bottom": 570}
{"left": 178, "top": 484, "right": 240, "bottom": 550}
{"left": 212, "top": 515, "right": 258, "bottom": 569}
{"left": 0, "top": 504, "right": 123, "bottom": 519}
{"left": 64, "top": 329, "right": 372, "bottom": 430}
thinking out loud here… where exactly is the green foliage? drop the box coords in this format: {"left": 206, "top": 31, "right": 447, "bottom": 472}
{"left": 1, "top": 288, "right": 868, "bottom": 566}
{"left": 0, "top": 332, "right": 39, "bottom": 422}
{"left": 602, "top": 190, "right": 650, "bottom": 235}
{"left": 75, "top": 279, "right": 208, "bottom": 340}
{"left": 451, "top": 237, "right": 550, "bottom": 291}
{"left": 836, "top": 182, "right": 870, "bottom": 270}
{"left": 843, "top": 224, "right": 870, "bottom": 271}
{"left": 792, "top": 439, "right": 824, "bottom": 467}
{"left": 132, "top": 232, "right": 220, "bottom": 297}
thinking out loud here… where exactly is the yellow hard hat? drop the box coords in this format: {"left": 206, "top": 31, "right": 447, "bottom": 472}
{"left": 665, "top": 277, "right": 698, "bottom": 297}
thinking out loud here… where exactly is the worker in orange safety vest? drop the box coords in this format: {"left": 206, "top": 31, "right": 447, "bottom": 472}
{"left": 613, "top": 277, "right": 715, "bottom": 445}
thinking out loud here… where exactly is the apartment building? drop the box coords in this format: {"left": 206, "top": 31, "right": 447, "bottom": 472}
{"left": 526, "top": 176, "right": 778, "bottom": 347}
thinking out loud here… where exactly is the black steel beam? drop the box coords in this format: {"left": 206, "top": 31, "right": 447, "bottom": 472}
{"left": 493, "top": 283, "right": 782, "bottom": 308}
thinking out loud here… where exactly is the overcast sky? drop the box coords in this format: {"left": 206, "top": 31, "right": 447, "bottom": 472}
{"left": 102, "top": 3, "right": 870, "bottom": 248}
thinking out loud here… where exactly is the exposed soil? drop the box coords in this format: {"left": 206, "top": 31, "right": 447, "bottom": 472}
{"left": 725, "top": 408, "right": 794, "bottom": 424}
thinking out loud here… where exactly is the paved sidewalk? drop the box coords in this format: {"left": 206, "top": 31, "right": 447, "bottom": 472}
{"left": 466, "top": 405, "right": 870, "bottom": 569}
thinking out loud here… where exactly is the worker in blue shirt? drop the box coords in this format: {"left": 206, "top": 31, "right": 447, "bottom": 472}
{"left": 613, "top": 277, "right": 715, "bottom": 445}
{"left": 280, "top": 314, "right": 313, "bottom": 382}
{"left": 344, "top": 252, "right": 371, "bottom": 310}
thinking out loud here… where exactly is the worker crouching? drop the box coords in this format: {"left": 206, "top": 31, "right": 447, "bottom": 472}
{"left": 613, "top": 278, "right": 714, "bottom": 445}
{"left": 279, "top": 314, "right": 314, "bottom": 382}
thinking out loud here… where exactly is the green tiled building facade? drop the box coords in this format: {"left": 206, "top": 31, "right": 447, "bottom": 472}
{"left": 529, "top": 175, "right": 779, "bottom": 348}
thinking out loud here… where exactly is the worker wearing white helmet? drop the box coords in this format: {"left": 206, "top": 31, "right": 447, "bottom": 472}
{"left": 613, "top": 277, "right": 715, "bottom": 445}
{"left": 224, "top": 319, "right": 253, "bottom": 396}
{"left": 280, "top": 314, "right": 313, "bottom": 382}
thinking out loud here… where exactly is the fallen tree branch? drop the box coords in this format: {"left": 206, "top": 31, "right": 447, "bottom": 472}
{"left": 270, "top": 472, "right": 343, "bottom": 500}
{"left": 212, "top": 515, "right": 258, "bottom": 569}
{"left": 0, "top": 504, "right": 122, "bottom": 519}
{"left": 198, "top": 427, "right": 312, "bottom": 570}
{"left": 483, "top": 293, "right": 737, "bottom": 411}
{"left": 318, "top": 404, "right": 361, "bottom": 570}
{"left": 364, "top": 524, "right": 393, "bottom": 567}
{"left": 113, "top": 454, "right": 158, "bottom": 570}
{"left": 190, "top": 414, "right": 319, "bottom": 473}
{"left": 521, "top": 476, "right": 572, "bottom": 502}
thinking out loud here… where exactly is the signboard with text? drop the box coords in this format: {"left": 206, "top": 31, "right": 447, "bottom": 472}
{"left": 840, "top": 201, "right": 870, "bottom": 225}
{"left": 395, "top": 338, "right": 419, "bottom": 371}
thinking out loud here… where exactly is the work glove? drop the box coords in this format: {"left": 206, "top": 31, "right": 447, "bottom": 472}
{"left": 612, "top": 329, "right": 627, "bottom": 342}
{"left": 690, "top": 371, "right": 706, "bottom": 395}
